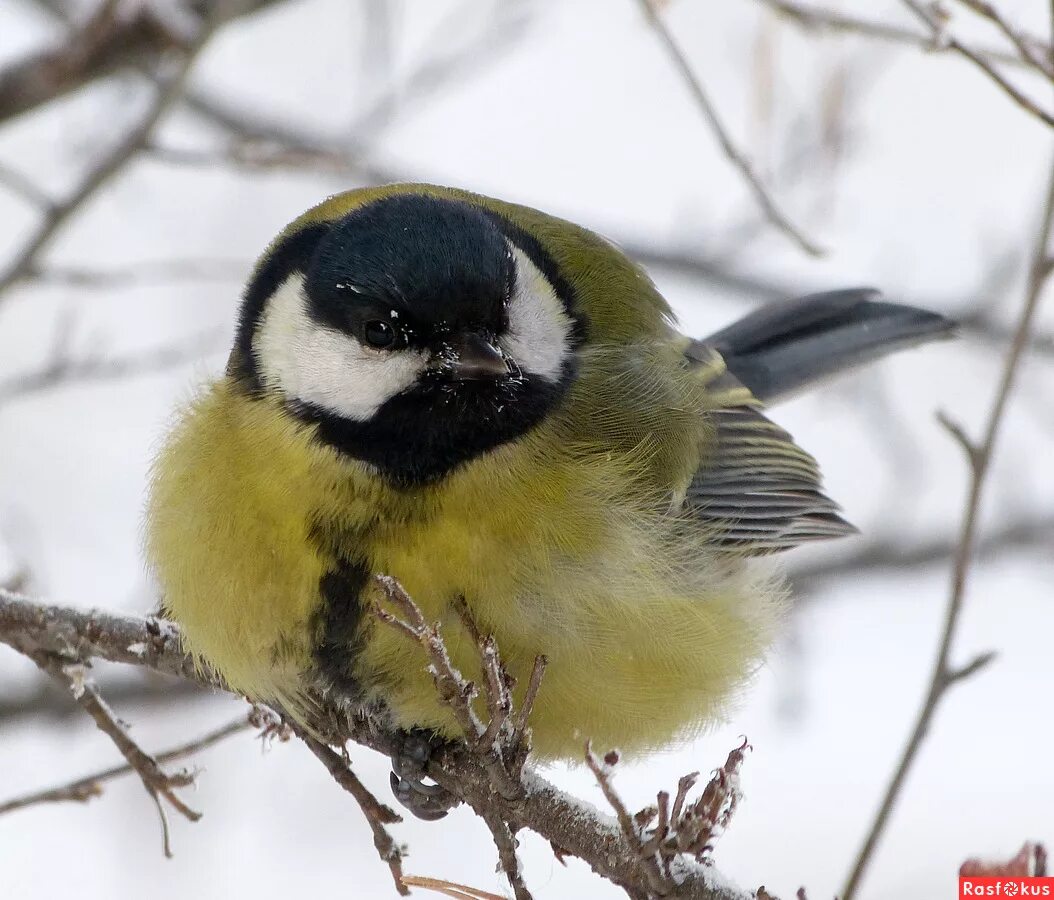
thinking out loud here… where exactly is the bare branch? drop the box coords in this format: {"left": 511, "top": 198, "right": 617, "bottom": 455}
{"left": 0, "top": 0, "right": 288, "bottom": 125}
{"left": 790, "top": 513, "right": 1054, "bottom": 595}
{"left": 636, "top": 0, "right": 823, "bottom": 256}
{"left": 371, "top": 575, "right": 523, "bottom": 802}
{"left": 0, "top": 708, "right": 271, "bottom": 815}
{"left": 510, "top": 654, "right": 547, "bottom": 766}
{"left": 623, "top": 242, "right": 1054, "bottom": 360}
{"left": 954, "top": 0, "right": 1054, "bottom": 80}
{"left": 30, "top": 654, "right": 201, "bottom": 857}
{"left": 0, "top": 329, "right": 224, "bottom": 407}
{"left": 297, "top": 731, "right": 409, "bottom": 897}
{"left": 841, "top": 146, "right": 1054, "bottom": 900}
{"left": 152, "top": 1, "right": 530, "bottom": 187}
{"left": 25, "top": 258, "right": 246, "bottom": 287}
{"left": 757, "top": 0, "right": 1037, "bottom": 69}
{"left": 0, "top": 18, "right": 217, "bottom": 302}
{"left": 0, "top": 587, "right": 746, "bottom": 898}
{"left": 944, "top": 650, "right": 998, "bottom": 685}
{"left": 481, "top": 810, "right": 533, "bottom": 900}
{"left": 0, "top": 674, "right": 206, "bottom": 726}
{"left": 898, "top": 0, "right": 1054, "bottom": 129}
{"left": 0, "top": 159, "right": 53, "bottom": 208}
{"left": 400, "top": 876, "right": 507, "bottom": 899}
{"left": 586, "top": 745, "right": 671, "bottom": 897}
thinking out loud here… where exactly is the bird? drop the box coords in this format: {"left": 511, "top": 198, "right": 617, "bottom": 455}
{"left": 146, "top": 183, "right": 954, "bottom": 817}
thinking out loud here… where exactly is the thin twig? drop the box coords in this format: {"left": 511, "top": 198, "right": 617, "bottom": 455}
{"left": 25, "top": 258, "right": 247, "bottom": 287}
{"left": 954, "top": 0, "right": 1054, "bottom": 80}
{"left": 31, "top": 655, "right": 200, "bottom": 857}
{"left": 151, "top": 0, "right": 529, "bottom": 187}
{"left": 509, "top": 654, "right": 547, "bottom": 769}
{"left": 481, "top": 810, "right": 533, "bottom": 900}
{"left": 371, "top": 575, "right": 524, "bottom": 802}
{"left": 0, "top": 674, "right": 205, "bottom": 726}
{"left": 757, "top": 0, "right": 1036, "bottom": 69}
{"left": 636, "top": 0, "right": 823, "bottom": 256}
{"left": 400, "top": 876, "right": 507, "bottom": 900}
{"left": 841, "top": 150, "right": 1054, "bottom": 900}
{"left": 0, "top": 709, "right": 269, "bottom": 815}
{"left": 0, "top": 329, "right": 224, "bottom": 407}
{"left": 0, "top": 0, "right": 285, "bottom": 125}
{"left": 586, "top": 744, "right": 671, "bottom": 897}
{"left": 899, "top": 0, "right": 1054, "bottom": 129}
{"left": 298, "top": 731, "right": 409, "bottom": 896}
{"left": 791, "top": 513, "right": 1054, "bottom": 595}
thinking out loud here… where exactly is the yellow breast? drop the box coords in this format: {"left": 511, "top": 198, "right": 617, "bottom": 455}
{"left": 147, "top": 378, "right": 781, "bottom": 760}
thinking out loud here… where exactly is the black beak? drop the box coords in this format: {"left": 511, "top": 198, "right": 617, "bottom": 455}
{"left": 433, "top": 332, "right": 511, "bottom": 381}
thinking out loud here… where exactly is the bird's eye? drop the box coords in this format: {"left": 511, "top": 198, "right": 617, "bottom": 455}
{"left": 363, "top": 320, "right": 398, "bottom": 350}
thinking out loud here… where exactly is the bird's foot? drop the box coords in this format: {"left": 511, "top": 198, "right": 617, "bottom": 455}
{"left": 389, "top": 728, "right": 459, "bottom": 821}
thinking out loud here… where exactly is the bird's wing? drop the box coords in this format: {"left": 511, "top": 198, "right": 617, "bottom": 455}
{"left": 681, "top": 343, "right": 856, "bottom": 555}
{"left": 678, "top": 290, "right": 954, "bottom": 554}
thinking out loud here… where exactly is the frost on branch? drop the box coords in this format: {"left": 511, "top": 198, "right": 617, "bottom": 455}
{"left": 586, "top": 737, "right": 751, "bottom": 897}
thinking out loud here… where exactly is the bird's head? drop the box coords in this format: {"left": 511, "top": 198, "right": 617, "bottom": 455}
{"left": 231, "top": 191, "right": 584, "bottom": 485}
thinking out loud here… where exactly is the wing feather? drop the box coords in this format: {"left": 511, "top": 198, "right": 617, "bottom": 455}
{"left": 683, "top": 347, "right": 855, "bottom": 554}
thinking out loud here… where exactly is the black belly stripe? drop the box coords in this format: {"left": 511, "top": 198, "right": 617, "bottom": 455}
{"left": 312, "top": 556, "right": 370, "bottom": 700}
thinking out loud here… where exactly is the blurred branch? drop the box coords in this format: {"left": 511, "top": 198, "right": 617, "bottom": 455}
{"left": 0, "top": 16, "right": 217, "bottom": 302}
{"left": 0, "top": 0, "right": 287, "bottom": 126}
{"left": 954, "top": 0, "right": 1054, "bottom": 79}
{"left": 898, "top": 0, "right": 1054, "bottom": 129}
{"left": 0, "top": 327, "right": 224, "bottom": 407}
{"left": 0, "top": 673, "right": 205, "bottom": 725}
{"left": 399, "top": 876, "right": 507, "bottom": 899}
{"left": 0, "top": 708, "right": 274, "bottom": 815}
{"left": 157, "top": 0, "right": 531, "bottom": 185}
{"left": 0, "top": 160, "right": 53, "bottom": 207}
{"left": 24, "top": 258, "right": 246, "bottom": 286}
{"left": 636, "top": 0, "right": 823, "bottom": 257}
{"left": 757, "top": 0, "right": 1034, "bottom": 70}
{"left": 623, "top": 243, "right": 1054, "bottom": 359}
{"left": 791, "top": 513, "right": 1054, "bottom": 595}
{"left": 841, "top": 148, "right": 1054, "bottom": 900}
{"left": 0, "top": 589, "right": 748, "bottom": 899}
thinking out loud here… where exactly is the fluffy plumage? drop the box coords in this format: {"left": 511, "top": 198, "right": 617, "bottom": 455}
{"left": 146, "top": 183, "right": 953, "bottom": 760}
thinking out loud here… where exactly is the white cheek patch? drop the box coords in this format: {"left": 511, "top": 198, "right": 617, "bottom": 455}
{"left": 500, "top": 243, "right": 575, "bottom": 381}
{"left": 254, "top": 273, "right": 426, "bottom": 421}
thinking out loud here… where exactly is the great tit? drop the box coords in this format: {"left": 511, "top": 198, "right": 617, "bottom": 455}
{"left": 146, "top": 183, "right": 953, "bottom": 812}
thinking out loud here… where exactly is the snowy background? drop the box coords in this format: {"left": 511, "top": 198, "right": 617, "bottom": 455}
{"left": 1, "top": 1, "right": 1052, "bottom": 898}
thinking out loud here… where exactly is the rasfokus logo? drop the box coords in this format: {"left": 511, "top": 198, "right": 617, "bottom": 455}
{"left": 958, "top": 842, "right": 1050, "bottom": 898}
{"left": 958, "top": 879, "right": 1053, "bottom": 897}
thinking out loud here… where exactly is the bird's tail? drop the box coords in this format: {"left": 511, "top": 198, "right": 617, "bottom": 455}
{"left": 695, "top": 288, "right": 956, "bottom": 405}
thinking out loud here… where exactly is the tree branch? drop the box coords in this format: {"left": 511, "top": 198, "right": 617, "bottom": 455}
{"left": 840, "top": 146, "right": 1054, "bottom": 900}
{"left": 0, "top": 708, "right": 274, "bottom": 815}
{"left": 30, "top": 652, "right": 202, "bottom": 858}
{"left": 0, "top": 589, "right": 749, "bottom": 900}
{"left": 636, "top": 0, "right": 823, "bottom": 257}
{"left": 0, "top": 14, "right": 216, "bottom": 301}
{"left": 757, "top": 0, "right": 1039, "bottom": 70}
{"left": 297, "top": 730, "right": 409, "bottom": 897}
{"left": 0, "top": 0, "right": 287, "bottom": 126}
{"left": 954, "top": 0, "right": 1054, "bottom": 80}
{"left": 898, "top": 0, "right": 1054, "bottom": 129}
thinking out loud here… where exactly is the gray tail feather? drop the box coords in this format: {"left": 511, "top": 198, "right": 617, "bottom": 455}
{"left": 698, "top": 288, "right": 957, "bottom": 404}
